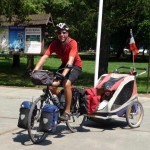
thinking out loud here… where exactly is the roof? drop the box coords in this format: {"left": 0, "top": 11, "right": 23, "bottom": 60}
{"left": 0, "top": 13, "right": 54, "bottom": 27}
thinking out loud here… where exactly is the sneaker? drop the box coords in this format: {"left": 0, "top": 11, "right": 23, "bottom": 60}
{"left": 59, "top": 112, "right": 71, "bottom": 121}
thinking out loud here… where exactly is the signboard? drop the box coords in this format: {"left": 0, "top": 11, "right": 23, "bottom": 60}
{"left": 9, "top": 26, "right": 25, "bottom": 52}
{"left": 24, "top": 28, "right": 42, "bottom": 54}
{"left": 0, "top": 26, "right": 9, "bottom": 54}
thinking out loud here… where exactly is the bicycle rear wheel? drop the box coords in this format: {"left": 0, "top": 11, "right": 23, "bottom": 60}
{"left": 65, "top": 98, "right": 87, "bottom": 132}
{"left": 126, "top": 101, "right": 144, "bottom": 128}
{"left": 66, "top": 114, "right": 86, "bottom": 132}
{"left": 27, "top": 97, "right": 47, "bottom": 144}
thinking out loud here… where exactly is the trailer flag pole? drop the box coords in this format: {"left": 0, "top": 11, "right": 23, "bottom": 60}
{"left": 94, "top": 0, "right": 103, "bottom": 87}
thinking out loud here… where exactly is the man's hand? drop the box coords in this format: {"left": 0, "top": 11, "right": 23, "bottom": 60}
{"left": 52, "top": 80, "right": 61, "bottom": 87}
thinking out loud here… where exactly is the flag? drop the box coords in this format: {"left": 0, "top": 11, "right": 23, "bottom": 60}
{"left": 129, "top": 29, "right": 138, "bottom": 60}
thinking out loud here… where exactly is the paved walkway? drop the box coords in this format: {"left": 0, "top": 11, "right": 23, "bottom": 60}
{"left": 0, "top": 86, "right": 150, "bottom": 150}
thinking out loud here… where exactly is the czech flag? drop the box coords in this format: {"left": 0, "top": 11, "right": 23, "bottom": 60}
{"left": 129, "top": 29, "right": 138, "bottom": 60}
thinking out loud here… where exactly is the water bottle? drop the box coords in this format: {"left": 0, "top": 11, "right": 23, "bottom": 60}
{"left": 53, "top": 95, "right": 60, "bottom": 108}
{"left": 60, "top": 93, "right": 66, "bottom": 109}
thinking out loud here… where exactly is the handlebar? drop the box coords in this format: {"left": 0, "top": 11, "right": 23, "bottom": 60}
{"left": 116, "top": 66, "right": 147, "bottom": 71}
{"left": 54, "top": 65, "right": 73, "bottom": 80}
{"left": 115, "top": 66, "right": 147, "bottom": 77}
{"left": 55, "top": 72, "right": 66, "bottom": 80}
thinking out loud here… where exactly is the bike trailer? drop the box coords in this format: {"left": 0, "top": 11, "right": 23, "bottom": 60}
{"left": 39, "top": 104, "right": 59, "bottom": 132}
{"left": 95, "top": 73, "right": 137, "bottom": 113}
{"left": 18, "top": 101, "right": 32, "bottom": 129}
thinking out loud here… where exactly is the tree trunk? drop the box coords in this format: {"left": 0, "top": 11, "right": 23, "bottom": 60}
{"left": 98, "top": 28, "right": 109, "bottom": 77}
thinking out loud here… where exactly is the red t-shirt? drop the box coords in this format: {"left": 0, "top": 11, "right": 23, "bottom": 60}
{"left": 44, "top": 37, "right": 82, "bottom": 68}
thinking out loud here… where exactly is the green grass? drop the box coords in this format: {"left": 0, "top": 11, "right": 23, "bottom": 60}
{"left": 0, "top": 55, "right": 149, "bottom": 93}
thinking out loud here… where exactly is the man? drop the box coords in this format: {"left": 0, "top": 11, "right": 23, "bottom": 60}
{"left": 34, "top": 23, "right": 82, "bottom": 121}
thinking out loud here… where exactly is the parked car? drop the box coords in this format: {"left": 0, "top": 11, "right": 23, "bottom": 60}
{"left": 123, "top": 47, "right": 149, "bottom": 55}
{"left": 138, "top": 47, "right": 149, "bottom": 55}
{"left": 123, "top": 48, "right": 130, "bottom": 55}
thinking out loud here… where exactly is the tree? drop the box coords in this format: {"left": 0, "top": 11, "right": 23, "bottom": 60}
{"left": 105, "top": 0, "right": 150, "bottom": 58}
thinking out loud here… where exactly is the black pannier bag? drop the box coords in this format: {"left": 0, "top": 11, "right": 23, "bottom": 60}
{"left": 18, "top": 101, "right": 32, "bottom": 129}
{"left": 70, "top": 87, "right": 88, "bottom": 115}
{"left": 39, "top": 104, "right": 59, "bottom": 132}
{"left": 78, "top": 88, "right": 88, "bottom": 115}
{"left": 71, "top": 87, "right": 80, "bottom": 112}
{"left": 31, "top": 70, "right": 54, "bottom": 85}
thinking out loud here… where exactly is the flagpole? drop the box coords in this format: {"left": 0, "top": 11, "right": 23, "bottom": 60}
{"left": 130, "top": 29, "right": 136, "bottom": 68}
{"left": 132, "top": 51, "right": 135, "bottom": 68}
{"left": 94, "top": 0, "right": 103, "bottom": 87}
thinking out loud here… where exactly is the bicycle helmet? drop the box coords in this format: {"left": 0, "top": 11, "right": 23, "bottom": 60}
{"left": 56, "top": 23, "right": 69, "bottom": 31}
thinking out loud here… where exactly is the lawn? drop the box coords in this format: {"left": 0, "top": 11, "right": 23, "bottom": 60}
{"left": 0, "top": 54, "right": 149, "bottom": 93}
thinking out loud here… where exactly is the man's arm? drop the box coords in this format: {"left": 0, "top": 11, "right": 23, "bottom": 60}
{"left": 52, "top": 56, "right": 74, "bottom": 87}
{"left": 34, "top": 55, "right": 49, "bottom": 70}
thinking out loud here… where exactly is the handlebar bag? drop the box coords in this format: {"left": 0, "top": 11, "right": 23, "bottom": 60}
{"left": 31, "top": 70, "right": 54, "bottom": 85}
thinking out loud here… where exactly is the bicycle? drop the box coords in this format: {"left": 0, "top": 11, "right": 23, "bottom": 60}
{"left": 19, "top": 66, "right": 145, "bottom": 144}
{"left": 27, "top": 69, "right": 86, "bottom": 144}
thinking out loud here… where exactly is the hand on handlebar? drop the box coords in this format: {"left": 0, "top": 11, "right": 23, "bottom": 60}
{"left": 52, "top": 80, "right": 61, "bottom": 87}
{"left": 52, "top": 72, "right": 66, "bottom": 87}
{"left": 55, "top": 72, "right": 66, "bottom": 80}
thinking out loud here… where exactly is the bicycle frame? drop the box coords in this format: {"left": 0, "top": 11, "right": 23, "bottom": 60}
{"left": 41, "top": 85, "right": 58, "bottom": 106}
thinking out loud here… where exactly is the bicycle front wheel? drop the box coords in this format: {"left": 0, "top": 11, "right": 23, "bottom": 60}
{"left": 27, "top": 97, "right": 47, "bottom": 144}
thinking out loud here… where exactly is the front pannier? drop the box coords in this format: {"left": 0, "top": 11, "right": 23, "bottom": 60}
{"left": 39, "top": 104, "right": 59, "bottom": 132}
{"left": 18, "top": 101, "right": 32, "bottom": 129}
